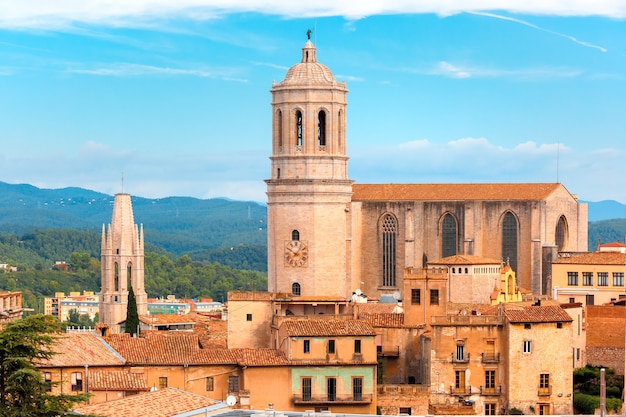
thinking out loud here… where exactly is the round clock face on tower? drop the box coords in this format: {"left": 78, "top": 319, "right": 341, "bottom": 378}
{"left": 285, "top": 240, "right": 308, "bottom": 267}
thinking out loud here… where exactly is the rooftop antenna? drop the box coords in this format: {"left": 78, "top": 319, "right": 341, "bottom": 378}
{"left": 121, "top": 173, "right": 125, "bottom": 193}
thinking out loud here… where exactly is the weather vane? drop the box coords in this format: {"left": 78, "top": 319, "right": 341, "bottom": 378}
{"left": 307, "top": 29, "right": 311, "bottom": 40}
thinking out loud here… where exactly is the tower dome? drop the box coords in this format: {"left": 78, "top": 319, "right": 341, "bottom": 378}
{"left": 274, "top": 40, "right": 339, "bottom": 87}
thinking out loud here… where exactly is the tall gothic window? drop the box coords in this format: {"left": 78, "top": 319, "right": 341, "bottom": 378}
{"left": 277, "top": 110, "right": 283, "bottom": 148}
{"left": 441, "top": 213, "right": 457, "bottom": 258}
{"left": 127, "top": 262, "right": 132, "bottom": 288}
{"left": 338, "top": 110, "right": 344, "bottom": 151}
{"left": 292, "top": 230, "right": 300, "bottom": 241}
{"left": 318, "top": 110, "right": 326, "bottom": 146}
{"left": 502, "top": 212, "right": 518, "bottom": 273}
{"left": 381, "top": 214, "right": 397, "bottom": 287}
{"left": 556, "top": 215, "right": 567, "bottom": 251}
{"left": 114, "top": 262, "right": 119, "bottom": 291}
{"left": 292, "top": 282, "right": 301, "bottom": 296}
{"left": 295, "top": 110, "right": 303, "bottom": 147}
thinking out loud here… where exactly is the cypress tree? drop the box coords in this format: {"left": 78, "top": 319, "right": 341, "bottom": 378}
{"left": 125, "top": 285, "right": 139, "bottom": 336}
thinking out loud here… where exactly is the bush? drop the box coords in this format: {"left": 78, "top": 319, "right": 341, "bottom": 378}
{"left": 574, "top": 393, "right": 599, "bottom": 415}
{"left": 509, "top": 407, "right": 524, "bottom": 415}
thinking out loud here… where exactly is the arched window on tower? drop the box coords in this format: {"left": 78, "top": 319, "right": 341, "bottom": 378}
{"left": 292, "top": 282, "right": 301, "bottom": 296}
{"left": 114, "top": 262, "right": 119, "bottom": 292}
{"left": 441, "top": 213, "right": 457, "bottom": 258}
{"left": 555, "top": 215, "right": 568, "bottom": 251}
{"left": 295, "top": 110, "right": 303, "bottom": 147}
{"left": 381, "top": 214, "right": 397, "bottom": 287}
{"left": 292, "top": 230, "right": 300, "bottom": 241}
{"left": 338, "top": 110, "right": 344, "bottom": 152}
{"left": 127, "top": 262, "right": 132, "bottom": 288}
{"left": 277, "top": 110, "right": 283, "bottom": 148}
{"left": 317, "top": 110, "right": 326, "bottom": 147}
{"left": 502, "top": 212, "right": 518, "bottom": 273}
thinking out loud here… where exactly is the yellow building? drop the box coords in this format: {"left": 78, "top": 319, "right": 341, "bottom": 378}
{"left": 552, "top": 252, "right": 626, "bottom": 306}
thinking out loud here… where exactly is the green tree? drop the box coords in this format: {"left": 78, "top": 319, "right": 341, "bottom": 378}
{"left": 125, "top": 286, "right": 139, "bottom": 336}
{"left": 0, "top": 315, "right": 89, "bottom": 416}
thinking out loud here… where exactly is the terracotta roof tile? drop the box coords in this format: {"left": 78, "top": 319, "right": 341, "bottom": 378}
{"left": 140, "top": 314, "right": 196, "bottom": 325}
{"left": 599, "top": 242, "right": 626, "bottom": 248}
{"left": 72, "top": 387, "right": 221, "bottom": 417}
{"left": 280, "top": 319, "right": 375, "bottom": 336}
{"left": 358, "top": 312, "right": 405, "bottom": 328}
{"left": 554, "top": 252, "right": 626, "bottom": 265}
{"left": 39, "top": 333, "right": 125, "bottom": 368}
{"left": 230, "top": 348, "right": 290, "bottom": 366}
{"left": 502, "top": 304, "right": 573, "bottom": 323}
{"left": 89, "top": 370, "right": 149, "bottom": 391}
{"left": 352, "top": 183, "right": 563, "bottom": 202}
{"left": 355, "top": 303, "right": 399, "bottom": 315}
{"left": 428, "top": 254, "right": 503, "bottom": 265}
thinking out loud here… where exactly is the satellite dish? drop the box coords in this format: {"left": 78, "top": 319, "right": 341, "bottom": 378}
{"left": 226, "top": 395, "right": 237, "bottom": 406}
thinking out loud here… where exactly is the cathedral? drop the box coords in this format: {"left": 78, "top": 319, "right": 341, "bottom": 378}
{"left": 266, "top": 37, "right": 588, "bottom": 302}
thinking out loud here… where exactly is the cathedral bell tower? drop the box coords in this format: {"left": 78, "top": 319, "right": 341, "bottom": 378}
{"left": 99, "top": 193, "right": 148, "bottom": 334}
{"left": 266, "top": 35, "right": 354, "bottom": 298}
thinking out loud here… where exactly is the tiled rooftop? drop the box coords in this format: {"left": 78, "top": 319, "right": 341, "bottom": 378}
{"left": 140, "top": 314, "right": 196, "bottom": 325}
{"left": 501, "top": 304, "right": 573, "bottom": 323}
{"left": 280, "top": 319, "right": 375, "bottom": 336}
{"left": 72, "top": 387, "right": 222, "bottom": 417}
{"left": 39, "top": 332, "right": 125, "bottom": 368}
{"left": 553, "top": 251, "right": 626, "bottom": 265}
{"left": 89, "top": 370, "right": 149, "bottom": 391}
{"left": 358, "top": 312, "right": 405, "bottom": 328}
{"left": 352, "top": 183, "right": 563, "bottom": 202}
{"left": 428, "top": 254, "right": 503, "bottom": 266}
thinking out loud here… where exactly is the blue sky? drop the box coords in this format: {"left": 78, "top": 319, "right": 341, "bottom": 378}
{"left": 1, "top": 1, "right": 625, "bottom": 203}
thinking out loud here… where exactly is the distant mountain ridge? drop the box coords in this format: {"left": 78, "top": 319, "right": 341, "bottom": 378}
{"left": 0, "top": 181, "right": 268, "bottom": 256}
{"left": 1, "top": 181, "right": 625, "bottom": 252}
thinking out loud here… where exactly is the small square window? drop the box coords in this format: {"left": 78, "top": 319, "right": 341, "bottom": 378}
{"left": 524, "top": 323, "right": 531, "bottom": 329}
{"left": 557, "top": 322, "right": 563, "bottom": 329}
{"left": 246, "top": 313, "right": 252, "bottom": 321}
{"left": 159, "top": 377, "right": 168, "bottom": 389}
{"left": 206, "top": 377, "right": 214, "bottom": 391}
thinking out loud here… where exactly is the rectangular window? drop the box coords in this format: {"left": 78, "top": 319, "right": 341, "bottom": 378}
{"left": 206, "top": 377, "right": 214, "bottom": 392}
{"left": 158, "top": 376, "right": 168, "bottom": 389}
{"left": 455, "top": 344, "right": 465, "bottom": 361}
{"left": 246, "top": 313, "right": 252, "bottom": 321}
{"left": 44, "top": 372, "right": 52, "bottom": 392}
{"left": 228, "top": 376, "right": 239, "bottom": 393}
{"left": 71, "top": 372, "right": 83, "bottom": 392}
{"left": 430, "top": 289, "right": 439, "bottom": 305}
{"left": 353, "top": 377, "right": 363, "bottom": 401}
{"left": 304, "top": 339, "right": 311, "bottom": 354}
{"left": 328, "top": 339, "right": 336, "bottom": 354}
{"left": 567, "top": 272, "right": 578, "bottom": 286}
{"left": 399, "top": 408, "right": 411, "bottom": 415}
{"left": 354, "top": 339, "right": 361, "bottom": 354}
{"left": 598, "top": 272, "right": 608, "bottom": 286}
{"left": 485, "top": 403, "right": 497, "bottom": 415}
{"left": 455, "top": 370, "right": 466, "bottom": 392}
{"left": 485, "top": 370, "right": 495, "bottom": 389}
{"left": 583, "top": 272, "right": 593, "bottom": 286}
{"left": 327, "top": 377, "right": 336, "bottom": 401}
{"left": 411, "top": 289, "right": 421, "bottom": 304}
{"left": 524, "top": 323, "right": 531, "bottom": 329}
{"left": 302, "top": 377, "right": 312, "bottom": 401}
{"left": 539, "top": 373, "right": 550, "bottom": 394}
{"left": 523, "top": 340, "right": 532, "bottom": 353}
{"left": 613, "top": 272, "right": 624, "bottom": 286}
{"left": 586, "top": 294, "right": 595, "bottom": 305}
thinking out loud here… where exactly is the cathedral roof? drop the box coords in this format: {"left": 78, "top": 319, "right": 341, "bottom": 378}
{"left": 273, "top": 39, "right": 344, "bottom": 88}
{"left": 352, "top": 183, "right": 567, "bottom": 202}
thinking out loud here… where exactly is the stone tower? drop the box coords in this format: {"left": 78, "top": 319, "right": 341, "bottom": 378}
{"left": 266, "top": 37, "right": 354, "bottom": 298}
{"left": 99, "top": 193, "right": 148, "bottom": 333}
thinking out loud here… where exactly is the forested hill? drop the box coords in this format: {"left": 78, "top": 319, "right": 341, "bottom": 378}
{"left": 0, "top": 181, "right": 267, "bottom": 256}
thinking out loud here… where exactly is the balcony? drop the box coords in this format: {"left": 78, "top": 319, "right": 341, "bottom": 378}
{"left": 292, "top": 393, "right": 373, "bottom": 405}
{"left": 449, "top": 386, "right": 471, "bottom": 396}
{"left": 481, "top": 352, "right": 500, "bottom": 363}
{"left": 538, "top": 386, "right": 552, "bottom": 396}
{"left": 480, "top": 386, "right": 502, "bottom": 396}
{"left": 451, "top": 353, "right": 470, "bottom": 363}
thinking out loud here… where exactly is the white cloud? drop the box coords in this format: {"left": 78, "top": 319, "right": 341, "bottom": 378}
{"left": 1, "top": 1, "right": 625, "bottom": 30}
{"left": 65, "top": 62, "right": 247, "bottom": 80}
{"left": 396, "top": 61, "right": 582, "bottom": 80}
